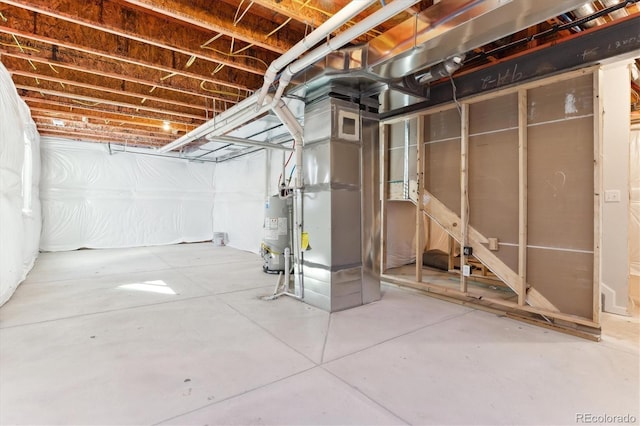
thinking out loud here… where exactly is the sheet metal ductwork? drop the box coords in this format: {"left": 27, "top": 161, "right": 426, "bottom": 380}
{"left": 300, "top": 93, "right": 380, "bottom": 312}
{"left": 288, "top": 0, "right": 590, "bottom": 112}
{"left": 366, "top": 0, "right": 589, "bottom": 81}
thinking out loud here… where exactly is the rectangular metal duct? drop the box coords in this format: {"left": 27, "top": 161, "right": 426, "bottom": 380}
{"left": 367, "top": 0, "right": 591, "bottom": 80}
{"left": 301, "top": 96, "right": 380, "bottom": 311}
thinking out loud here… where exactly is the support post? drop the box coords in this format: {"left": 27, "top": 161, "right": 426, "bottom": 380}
{"left": 460, "top": 103, "right": 469, "bottom": 293}
{"left": 416, "top": 117, "right": 425, "bottom": 282}
{"left": 593, "top": 70, "right": 602, "bottom": 323}
{"left": 518, "top": 89, "right": 528, "bottom": 306}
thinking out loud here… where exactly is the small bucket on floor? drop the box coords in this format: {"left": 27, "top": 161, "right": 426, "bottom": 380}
{"left": 213, "top": 232, "right": 226, "bottom": 246}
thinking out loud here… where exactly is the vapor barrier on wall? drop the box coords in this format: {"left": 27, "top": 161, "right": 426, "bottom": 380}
{"left": 39, "top": 138, "right": 215, "bottom": 251}
{"left": 0, "top": 61, "right": 41, "bottom": 306}
{"left": 212, "top": 149, "right": 284, "bottom": 254}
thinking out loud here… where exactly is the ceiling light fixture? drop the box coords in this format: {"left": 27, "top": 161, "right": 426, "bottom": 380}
{"left": 163, "top": 120, "right": 171, "bottom": 131}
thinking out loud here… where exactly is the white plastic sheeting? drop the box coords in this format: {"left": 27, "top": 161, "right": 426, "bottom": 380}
{"left": 631, "top": 128, "right": 639, "bottom": 277}
{"left": 0, "top": 61, "right": 41, "bottom": 306}
{"left": 385, "top": 201, "right": 418, "bottom": 268}
{"left": 39, "top": 138, "right": 215, "bottom": 251}
{"left": 212, "top": 149, "right": 282, "bottom": 253}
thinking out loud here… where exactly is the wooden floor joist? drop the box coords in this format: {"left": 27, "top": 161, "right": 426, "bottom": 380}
{"left": 0, "top": 0, "right": 277, "bottom": 77}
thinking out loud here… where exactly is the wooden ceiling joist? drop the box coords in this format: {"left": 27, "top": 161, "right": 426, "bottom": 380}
{"left": 8, "top": 65, "right": 211, "bottom": 113}
{"left": 17, "top": 85, "right": 204, "bottom": 121}
{"left": 0, "top": 47, "right": 242, "bottom": 108}
{"left": 0, "top": 0, "right": 278, "bottom": 78}
{"left": 30, "top": 109, "right": 193, "bottom": 135}
{"left": 33, "top": 117, "right": 177, "bottom": 142}
{"left": 23, "top": 97, "right": 205, "bottom": 128}
{"left": 120, "top": 0, "right": 303, "bottom": 55}
{"left": 0, "top": 7, "right": 258, "bottom": 92}
{"left": 28, "top": 105, "right": 197, "bottom": 132}
{"left": 38, "top": 127, "right": 170, "bottom": 147}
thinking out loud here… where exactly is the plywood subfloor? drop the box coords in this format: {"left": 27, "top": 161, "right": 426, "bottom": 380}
{"left": 0, "top": 243, "right": 638, "bottom": 425}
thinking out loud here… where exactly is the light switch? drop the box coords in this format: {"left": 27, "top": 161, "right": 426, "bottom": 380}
{"left": 604, "top": 190, "right": 621, "bottom": 203}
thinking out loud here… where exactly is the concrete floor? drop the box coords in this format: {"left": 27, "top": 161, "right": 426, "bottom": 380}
{"left": 0, "top": 243, "right": 638, "bottom": 425}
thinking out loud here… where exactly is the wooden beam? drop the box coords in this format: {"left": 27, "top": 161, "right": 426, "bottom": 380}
{"left": 382, "top": 273, "right": 599, "bottom": 329}
{"left": 250, "top": 0, "right": 351, "bottom": 30}
{"left": 120, "top": 0, "right": 302, "bottom": 54}
{"left": 593, "top": 70, "right": 602, "bottom": 324}
{"left": 460, "top": 103, "right": 469, "bottom": 293}
{"left": 38, "top": 128, "right": 169, "bottom": 147}
{"left": 28, "top": 105, "right": 198, "bottom": 133}
{"left": 0, "top": 6, "right": 258, "bottom": 92}
{"left": 31, "top": 111, "right": 186, "bottom": 135}
{"left": 23, "top": 96, "right": 204, "bottom": 127}
{"left": 517, "top": 89, "right": 528, "bottom": 306}
{"left": 415, "top": 116, "right": 425, "bottom": 282}
{"left": 33, "top": 117, "right": 176, "bottom": 142}
{"left": 15, "top": 81, "right": 205, "bottom": 121}
{"left": 421, "top": 189, "right": 559, "bottom": 312}
{"left": 0, "top": 45, "right": 242, "bottom": 105}
{"left": 422, "top": 191, "right": 488, "bottom": 244}
{"left": 8, "top": 66, "right": 209, "bottom": 113}
{"left": 0, "top": 0, "right": 277, "bottom": 77}
{"left": 249, "top": 0, "right": 419, "bottom": 40}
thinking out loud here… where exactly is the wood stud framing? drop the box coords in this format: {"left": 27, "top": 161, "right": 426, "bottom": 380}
{"left": 459, "top": 103, "right": 469, "bottom": 293}
{"left": 517, "top": 89, "right": 528, "bottom": 306}
{"left": 415, "top": 117, "right": 425, "bottom": 283}
{"left": 381, "top": 68, "right": 602, "bottom": 336}
{"left": 593, "top": 70, "right": 602, "bottom": 325}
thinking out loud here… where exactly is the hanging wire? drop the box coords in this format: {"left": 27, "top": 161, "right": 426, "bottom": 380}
{"left": 185, "top": 55, "right": 197, "bottom": 68}
{"left": 266, "top": 17, "right": 292, "bottom": 39}
{"left": 233, "top": 1, "right": 254, "bottom": 26}
{"left": 277, "top": 141, "right": 296, "bottom": 187}
{"left": 160, "top": 72, "right": 177, "bottom": 81}
{"left": 449, "top": 75, "right": 462, "bottom": 117}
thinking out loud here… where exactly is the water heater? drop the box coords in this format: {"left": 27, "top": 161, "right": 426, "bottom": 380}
{"left": 261, "top": 195, "right": 292, "bottom": 273}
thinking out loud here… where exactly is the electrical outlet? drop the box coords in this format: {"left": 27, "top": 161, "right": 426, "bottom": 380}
{"left": 462, "top": 265, "right": 471, "bottom": 276}
{"left": 604, "top": 190, "right": 621, "bottom": 203}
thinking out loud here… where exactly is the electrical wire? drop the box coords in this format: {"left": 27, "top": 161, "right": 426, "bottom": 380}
{"left": 277, "top": 141, "right": 296, "bottom": 187}
{"left": 449, "top": 74, "right": 462, "bottom": 117}
{"left": 288, "top": 165, "right": 296, "bottom": 183}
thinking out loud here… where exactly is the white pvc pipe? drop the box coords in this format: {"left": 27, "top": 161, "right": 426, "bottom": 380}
{"left": 157, "top": 95, "right": 256, "bottom": 153}
{"left": 255, "top": 0, "right": 377, "bottom": 108}
{"left": 271, "top": 99, "right": 303, "bottom": 188}
{"left": 157, "top": 94, "right": 272, "bottom": 153}
{"left": 157, "top": 0, "right": 377, "bottom": 154}
{"left": 273, "top": 0, "right": 422, "bottom": 104}
{"left": 284, "top": 246, "right": 291, "bottom": 293}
